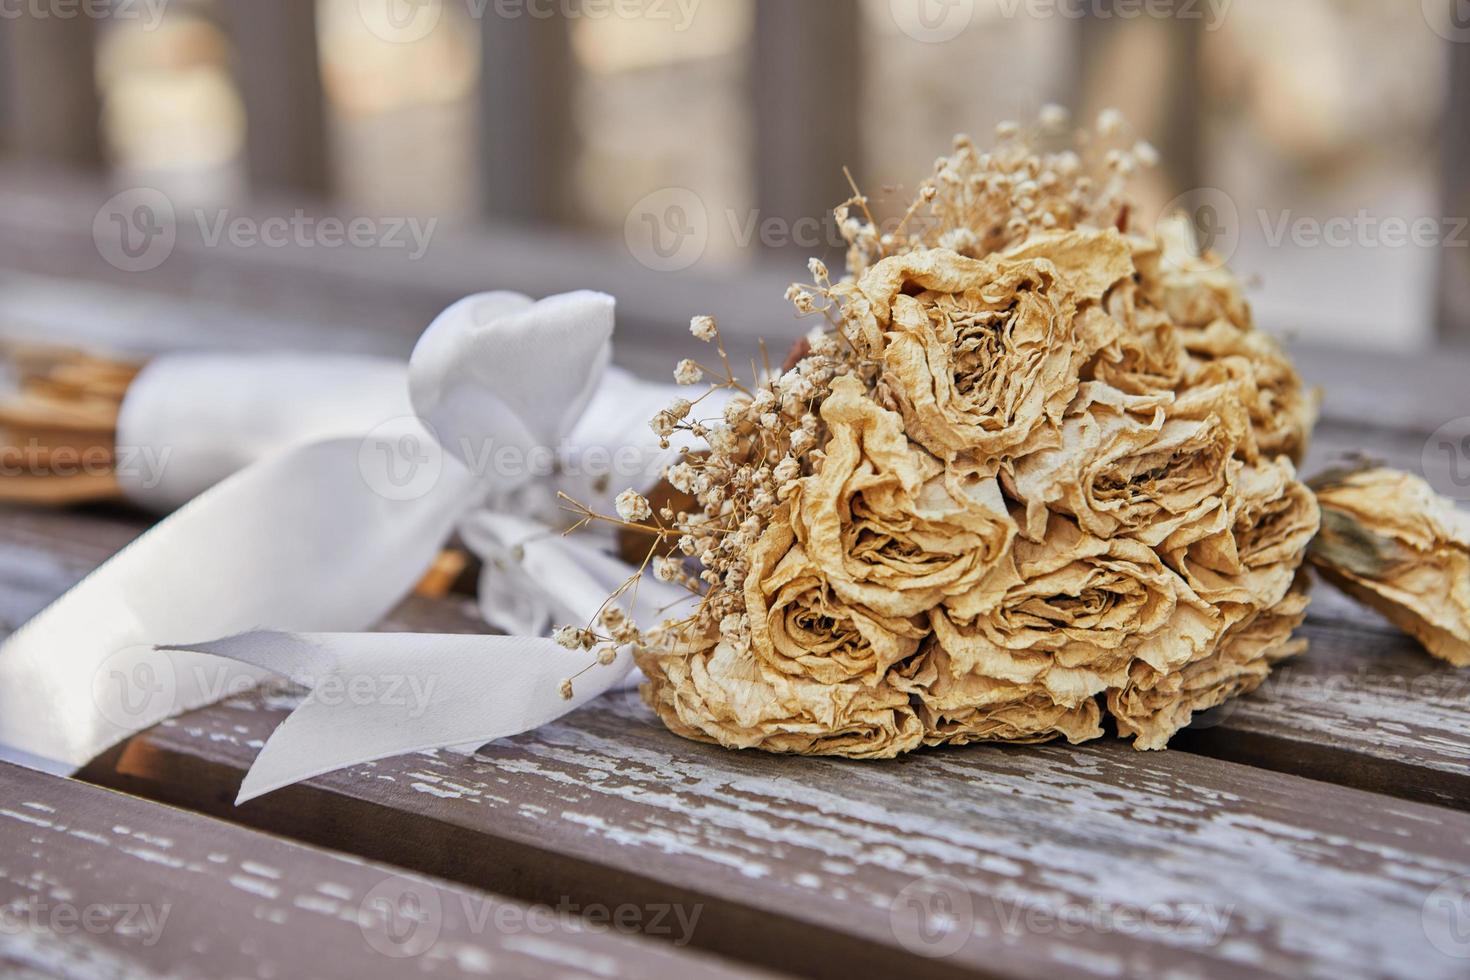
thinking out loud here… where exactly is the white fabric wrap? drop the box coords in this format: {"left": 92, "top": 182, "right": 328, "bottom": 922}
{"left": 116, "top": 352, "right": 412, "bottom": 511}
{"left": 0, "top": 290, "right": 717, "bottom": 802}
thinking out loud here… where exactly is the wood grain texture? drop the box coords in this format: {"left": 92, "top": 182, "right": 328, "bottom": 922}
{"left": 0, "top": 764, "right": 768, "bottom": 979}
{"left": 84, "top": 688, "right": 1470, "bottom": 980}
{"left": 1290, "top": 340, "right": 1470, "bottom": 436}
{"left": 1174, "top": 614, "right": 1470, "bottom": 809}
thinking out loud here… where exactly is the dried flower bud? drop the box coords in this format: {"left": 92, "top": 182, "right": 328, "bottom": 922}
{"left": 690, "top": 315, "right": 718, "bottom": 342}
{"left": 552, "top": 626, "right": 595, "bottom": 651}
{"left": 615, "top": 489, "right": 653, "bottom": 523}
{"left": 1039, "top": 103, "right": 1069, "bottom": 130}
{"left": 674, "top": 359, "right": 704, "bottom": 385}
{"left": 667, "top": 462, "right": 697, "bottom": 494}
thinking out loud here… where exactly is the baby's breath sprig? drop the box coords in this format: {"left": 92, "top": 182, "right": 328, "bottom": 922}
{"left": 833, "top": 105, "right": 1157, "bottom": 279}
{"left": 552, "top": 490, "right": 694, "bottom": 699}
{"left": 552, "top": 310, "right": 856, "bottom": 674}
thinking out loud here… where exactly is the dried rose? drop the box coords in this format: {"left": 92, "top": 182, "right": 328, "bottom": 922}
{"left": 1087, "top": 272, "right": 1188, "bottom": 397}
{"left": 1004, "top": 382, "right": 1239, "bottom": 547}
{"left": 931, "top": 512, "right": 1220, "bottom": 705}
{"left": 745, "top": 512, "right": 927, "bottom": 685}
{"left": 1178, "top": 322, "right": 1318, "bottom": 465}
{"left": 1136, "top": 215, "right": 1317, "bottom": 463}
{"left": 636, "top": 631, "right": 924, "bottom": 759}
{"left": 850, "top": 230, "right": 1132, "bottom": 461}
{"left": 1136, "top": 215, "right": 1251, "bottom": 333}
{"left": 1308, "top": 467, "right": 1470, "bottom": 666}
{"left": 789, "top": 376, "right": 1015, "bottom": 618}
{"left": 1109, "top": 578, "right": 1311, "bottom": 748}
{"left": 894, "top": 639, "right": 1104, "bottom": 747}
{"left": 1161, "top": 458, "right": 1320, "bottom": 624}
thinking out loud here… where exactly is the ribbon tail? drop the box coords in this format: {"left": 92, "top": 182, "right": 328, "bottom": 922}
{"left": 153, "top": 630, "right": 634, "bottom": 804}
{"left": 0, "top": 437, "right": 478, "bottom": 770}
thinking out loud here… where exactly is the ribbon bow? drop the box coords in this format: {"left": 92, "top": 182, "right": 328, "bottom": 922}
{"left": 0, "top": 291, "right": 704, "bottom": 801}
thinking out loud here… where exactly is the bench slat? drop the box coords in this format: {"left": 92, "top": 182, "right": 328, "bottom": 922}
{"left": 0, "top": 763, "right": 768, "bottom": 979}
{"left": 1174, "top": 614, "right": 1470, "bottom": 807}
{"left": 84, "top": 688, "right": 1470, "bottom": 980}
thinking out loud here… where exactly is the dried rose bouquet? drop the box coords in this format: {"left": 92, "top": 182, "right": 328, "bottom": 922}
{"left": 557, "top": 108, "right": 1458, "bottom": 758}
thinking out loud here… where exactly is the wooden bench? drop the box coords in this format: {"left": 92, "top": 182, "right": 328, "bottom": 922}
{"left": 0, "top": 173, "right": 1468, "bottom": 978}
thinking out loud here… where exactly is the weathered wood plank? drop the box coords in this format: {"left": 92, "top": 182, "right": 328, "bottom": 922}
{"left": 1438, "top": 31, "right": 1470, "bottom": 346}
{"left": 479, "top": 8, "right": 576, "bottom": 223}
{"left": 751, "top": 0, "right": 861, "bottom": 255}
{"left": 0, "top": 764, "right": 767, "bottom": 979}
{"left": 1174, "top": 614, "right": 1470, "bottom": 809}
{"left": 86, "top": 688, "right": 1470, "bottom": 980}
{"left": 1289, "top": 340, "right": 1470, "bottom": 437}
{"left": 0, "top": 14, "right": 101, "bottom": 167}
{"left": 218, "top": 0, "right": 330, "bottom": 193}
{"left": 1303, "top": 419, "right": 1432, "bottom": 483}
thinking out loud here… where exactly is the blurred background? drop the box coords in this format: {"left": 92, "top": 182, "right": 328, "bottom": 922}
{"left": 0, "top": 0, "right": 1465, "bottom": 365}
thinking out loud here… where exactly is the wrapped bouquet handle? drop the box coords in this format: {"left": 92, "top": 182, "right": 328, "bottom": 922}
{"left": 0, "top": 290, "right": 700, "bottom": 800}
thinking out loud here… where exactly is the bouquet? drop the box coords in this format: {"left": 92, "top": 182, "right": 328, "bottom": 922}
{"left": 564, "top": 108, "right": 1456, "bottom": 758}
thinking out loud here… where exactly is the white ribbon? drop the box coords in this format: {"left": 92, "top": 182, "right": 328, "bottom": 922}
{"left": 0, "top": 290, "right": 710, "bottom": 802}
